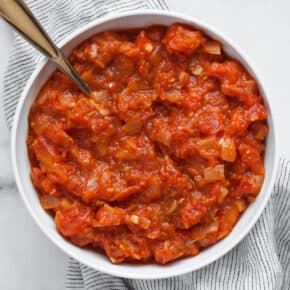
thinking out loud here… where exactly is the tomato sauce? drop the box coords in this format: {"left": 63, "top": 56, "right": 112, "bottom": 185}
{"left": 27, "top": 24, "right": 268, "bottom": 264}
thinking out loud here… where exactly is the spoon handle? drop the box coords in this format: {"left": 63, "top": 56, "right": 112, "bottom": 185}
{"left": 0, "top": 0, "right": 91, "bottom": 96}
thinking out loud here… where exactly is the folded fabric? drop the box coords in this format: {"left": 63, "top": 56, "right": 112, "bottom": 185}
{"left": 2, "top": 1, "right": 289, "bottom": 289}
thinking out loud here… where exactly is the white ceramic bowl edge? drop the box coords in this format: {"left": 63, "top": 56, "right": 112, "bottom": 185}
{"left": 11, "top": 10, "right": 278, "bottom": 279}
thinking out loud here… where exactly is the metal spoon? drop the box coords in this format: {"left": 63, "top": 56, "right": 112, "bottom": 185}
{"left": 0, "top": 0, "right": 91, "bottom": 96}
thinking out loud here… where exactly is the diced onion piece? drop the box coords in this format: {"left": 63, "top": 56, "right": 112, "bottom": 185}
{"left": 115, "top": 149, "right": 134, "bottom": 160}
{"left": 107, "top": 82, "right": 115, "bottom": 89}
{"left": 167, "top": 200, "right": 178, "bottom": 214}
{"left": 71, "top": 234, "right": 92, "bottom": 247}
{"left": 39, "top": 194, "right": 59, "bottom": 210}
{"left": 37, "top": 89, "right": 50, "bottom": 105}
{"left": 204, "top": 164, "right": 225, "bottom": 183}
{"left": 139, "top": 217, "right": 151, "bottom": 229}
{"left": 40, "top": 177, "right": 55, "bottom": 193}
{"left": 115, "top": 149, "right": 135, "bottom": 160}
{"left": 245, "top": 80, "right": 257, "bottom": 94}
{"left": 93, "top": 104, "right": 110, "bottom": 116}
{"left": 122, "top": 119, "right": 142, "bottom": 135}
{"left": 91, "top": 90, "right": 109, "bottom": 102}
{"left": 218, "top": 137, "right": 236, "bottom": 162}
{"left": 90, "top": 92, "right": 111, "bottom": 116}
{"left": 164, "top": 90, "right": 181, "bottom": 103}
{"left": 231, "top": 174, "right": 264, "bottom": 197}
{"left": 128, "top": 214, "right": 151, "bottom": 229}
{"left": 243, "top": 174, "right": 264, "bottom": 196}
{"left": 81, "top": 69, "right": 94, "bottom": 81}
{"left": 191, "top": 65, "right": 203, "bottom": 76}
{"left": 203, "top": 40, "right": 221, "bottom": 55}
{"left": 194, "top": 174, "right": 206, "bottom": 187}
{"left": 235, "top": 199, "right": 247, "bottom": 213}
{"left": 217, "top": 204, "right": 240, "bottom": 240}
{"left": 127, "top": 78, "right": 150, "bottom": 92}
{"left": 163, "top": 24, "right": 205, "bottom": 54}
{"left": 146, "top": 176, "right": 161, "bottom": 200}
{"left": 71, "top": 147, "right": 92, "bottom": 166}
{"left": 248, "top": 104, "right": 268, "bottom": 122}
{"left": 217, "top": 186, "right": 229, "bottom": 204}
{"left": 126, "top": 139, "right": 138, "bottom": 150}
{"left": 253, "top": 123, "right": 268, "bottom": 140}
{"left": 99, "top": 108, "right": 110, "bottom": 116}
{"left": 115, "top": 139, "right": 138, "bottom": 160}
{"left": 59, "top": 93, "right": 76, "bottom": 108}
{"left": 130, "top": 215, "right": 140, "bottom": 224}
{"left": 208, "top": 208, "right": 217, "bottom": 221}
{"left": 90, "top": 43, "right": 98, "bottom": 57}
{"left": 95, "top": 200, "right": 105, "bottom": 207}
{"left": 191, "top": 221, "right": 218, "bottom": 241}
{"left": 156, "top": 129, "right": 172, "bottom": 147}
{"left": 247, "top": 196, "right": 256, "bottom": 203}
{"left": 250, "top": 175, "right": 264, "bottom": 193}
{"left": 195, "top": 137, "right": 219, "bottom": 160}
{"left": 87, "top": 174, "right": 98, "bottom": 191}
{"left": 178, "top": 71, "right": 189, "bottom": 82}
{"left": 203, "top": 221, "right": 218, "bottom": 234}
{"left": 190, "top": 75, "right": 197, "bottom": 83}
{"left": 96, "top": 204, "right": 125, "bottom": 227}
{"left": 145, "top": 42, "right": 153, "bottom": 53}
{"left": 59, "top": 198, "right": 72, "bottom": 210}
{"left": 149, "top": 45, "right": 163, "bottom": 65}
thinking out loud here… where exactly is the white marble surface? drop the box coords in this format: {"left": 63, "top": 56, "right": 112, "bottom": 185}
{"left": 1, "top": 0, "right": 290, "bottom": 289}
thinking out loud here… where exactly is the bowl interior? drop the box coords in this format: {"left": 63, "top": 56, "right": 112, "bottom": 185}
{"left": 12, "top": 11, "right": 277, "bottom": 279}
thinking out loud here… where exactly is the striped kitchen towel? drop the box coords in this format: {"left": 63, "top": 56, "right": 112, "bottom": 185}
{"left": 1, "top": 0, "right": 290, "bottom": 289}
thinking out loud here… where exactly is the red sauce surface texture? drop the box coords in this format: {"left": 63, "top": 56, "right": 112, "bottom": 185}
{"left": 27, "top": 24, "right": 268, "bottom": 264}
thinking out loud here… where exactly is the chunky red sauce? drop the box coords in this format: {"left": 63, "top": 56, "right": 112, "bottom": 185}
{"left": 27, "top": 24, "right": 268, "bottom": 264}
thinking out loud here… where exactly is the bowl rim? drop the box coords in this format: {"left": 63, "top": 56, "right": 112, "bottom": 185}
{"left": 11, "top": 9, "right": 279, "bottom": 279}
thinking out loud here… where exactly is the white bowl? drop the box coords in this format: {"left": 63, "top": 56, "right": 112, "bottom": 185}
{"left": 11, "top": 10, "right": 278, "bottom": 279}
